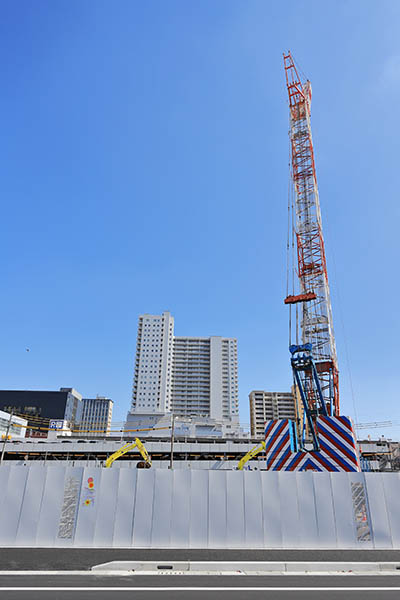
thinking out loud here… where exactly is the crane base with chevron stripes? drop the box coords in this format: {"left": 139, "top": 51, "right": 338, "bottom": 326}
{"left": 264, "top": 416, "right": 361, "bottom": 472}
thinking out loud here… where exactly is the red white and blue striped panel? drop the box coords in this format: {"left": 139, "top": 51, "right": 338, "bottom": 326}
{"left": 265, "top": 419, "right": 295, "bottom": 471}
{"left": 264, "top": 417, "right": 361, "bottom": 472}
{"left": 316, "top": 416, "right": 360, "bottom": 472}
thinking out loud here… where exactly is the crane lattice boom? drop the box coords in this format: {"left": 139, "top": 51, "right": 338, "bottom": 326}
{"left": 284, "top": 51, "right": 339, "bottom": 416}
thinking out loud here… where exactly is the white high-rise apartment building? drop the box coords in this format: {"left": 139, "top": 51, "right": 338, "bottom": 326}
{"left": 172, "top": 336, "right": 238, "bottom": 420}
{"left": 130, "top": 312, "right": 239, "bottom": 424}
{"left": 131, "top": 312, "right": 174, "bottom": 413}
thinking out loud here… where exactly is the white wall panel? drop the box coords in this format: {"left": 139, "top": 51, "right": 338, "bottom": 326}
{"left": 113, "top": 469, "right": 137, "bottom": 547}
{"left": 365, "top": 473, "right": 392, "bottom": 549}
{"left": 73, "top": 468, "right": 101, "bottom": 547}
{"left": 208, "top": 470, "right": 227, "bottom": 547}
{"left": 244, "top": 471, "right": 263, "bottom": 548}
{"left": 278, "top": 472, "right": 301, "bottom": 548}
{"left": 151, "top": 469, "right": 173, "bottom": 547}
{"left": 226, "top": 470, "right": 245, "bottom": 547}
{"left": 132, "top": 470, "right": 156, "bottom": 547}
{"left": 2, "top": 466, "right": 400, "bottom": 549}
{"left": 296, "top": 472, "right": 319, "bottom": 548}
{"left": 93, "top": 469, "right": 120, "bottom": 547}
{"left": 330, "top": 473, "right": 356, "bottom": 548}
{"left": 261, "top": 472, "right": 282, "bottom": 548}
{"left": 0, "top": 467, "right": 28, "bottom": 546}
{"left": 382, "top": 473, "right": 400, "bottom": 547}
{"left": 170, "top": 470, "right": 191, "bottom": 548}
{"left": 36, "top": 467, "right": 68, "bottom": 547}
{"left": 189, "top": 470, "right": 208, "bottom": 548}
{"left": 313, "top": 472, "right": 337, "bottom": 548}
{"left": 15, "top": 466, "right": 47, "bottom": 546}
{"left": 0, "top": 466, "right": 11, "bottom": 523}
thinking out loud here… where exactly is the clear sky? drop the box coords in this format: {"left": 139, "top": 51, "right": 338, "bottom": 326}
{"left": 1, "top": 0, "right": 399, "bottom": 438}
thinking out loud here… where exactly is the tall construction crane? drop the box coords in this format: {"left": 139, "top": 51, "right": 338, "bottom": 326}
{"left": 283, "top": 51, "right": 339, "bottom": 424}
{"left": 263, "top": 53, "right": 360, "bottom": 471}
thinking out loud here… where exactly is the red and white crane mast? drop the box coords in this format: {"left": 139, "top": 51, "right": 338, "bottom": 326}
{"left": 283, "top": 51, "right": 339, "bottom": 416}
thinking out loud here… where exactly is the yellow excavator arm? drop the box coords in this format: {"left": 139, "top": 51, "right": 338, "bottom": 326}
{"left": 237, "top": 441, "right": 266, "bottom": 470}
{"left": 105, "top": 438, "right": 152, "bottom": 468}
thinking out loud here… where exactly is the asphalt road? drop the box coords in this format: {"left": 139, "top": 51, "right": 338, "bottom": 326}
{"left": 0, "top": 574, "right": 400, "bottom": 600}
{"left": 1, "top": 548, "right": 400, "bottom": 570}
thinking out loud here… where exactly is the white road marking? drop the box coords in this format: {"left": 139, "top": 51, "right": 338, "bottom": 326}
{"left": 0, "top": 587, "right": 400, "bottom": 591}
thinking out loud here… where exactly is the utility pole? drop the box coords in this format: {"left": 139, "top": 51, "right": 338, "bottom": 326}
{"left": 0, "top": 408, "right": 14, "bottom": 465}
{"left": 169, "top": 413, "right": 175, "bottom": 469}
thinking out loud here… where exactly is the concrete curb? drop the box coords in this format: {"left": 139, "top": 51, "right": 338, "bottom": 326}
{"left": 91, "top": 561, "right": 400, "bottom": 574}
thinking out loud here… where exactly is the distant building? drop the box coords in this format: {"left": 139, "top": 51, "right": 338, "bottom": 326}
{"left": 358, "top": 437, "right": 400, "bottom": 472}
{"left": 77, "top": 397, "right": 113, "bottom": 437}
{"left": 131, "top": 311, "right": 174, "bottom": 414}
{"left": 129, "top": 312, "right": 239, "bottom": 431}
{"left": 0, "top": 410, "right": 28, "bottom": 440}
{"left": 249, "top": 390, "right": 299, "bottom": 438}
{"left": 172, "top": 336, "right": 238, "bottom": 422}
{"left": 0, "top": 388, "right": 82, "bottom": 438}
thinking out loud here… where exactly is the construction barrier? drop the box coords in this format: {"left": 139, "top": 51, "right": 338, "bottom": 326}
{"left": 0, "top": 466, "right": 399, "bottom": 548}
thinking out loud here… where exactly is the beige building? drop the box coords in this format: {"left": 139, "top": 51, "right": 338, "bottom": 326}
{"left": 249, "top": 390, "right": 301, "bottom": 438}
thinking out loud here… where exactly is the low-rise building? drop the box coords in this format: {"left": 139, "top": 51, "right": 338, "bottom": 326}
{"left": 77, "top": 397, "right": 113, "bottom": 437}
{"left": 0, "top": 388, "right": 82, "bottom": 438}
{"left": 358, "top": 437, "right": 400, "bottom": 472}
{"left": 0, "top": 410, "right": 28, "bottom": 440}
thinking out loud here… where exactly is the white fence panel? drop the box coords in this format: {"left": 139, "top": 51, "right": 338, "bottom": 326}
{"left": 1, "top": 466, "right": 400, "bottom": 549}
{"left": 313, "top": 472, "right": 337, "bottom": 548}
{"left": 113, "top": 469, "right": 137, "bottom": 547}
{"left": 382, "top": 473, "right": 400, "bottom": 547}
{"left": 132, "top": 469, "right": 156, "bottom": 547}
{"left": 244, "top": 471, "right": 263, "bottom": 548}
{"left": 74, "top": 468, "right": 101, "bottom": 547}
{"left": 0, "top": 467, "right": 28, "bottom": 546}
{"left": 208, "top": 470, "right": 227, "bottom": 548}
{"left": 15, "top": 466, "right": 47, "bottom": 546}
{"left": 189, "top": 470, "right": 208, "bottom": 548}
{"left": 365, "top": 472, "right": 392, "bottom": 549}
{"left": 170, "top": 470, "right": 191, "bottom": 548}
{"left": 151, "top": 469, "right": 173, "bottom": 547}
{"left": 296, "top": 472, "right": 319, "bottom": 548}
{"left": 35, "top": 466, "right": 68, "bottom": 547}
{"left": 278, "top": 472, "right": 301, "bottom": 548}
{"left": 261, "top": 471, "right": 282, "bottom": 548}
{"left": 226, "top": 470, "right": 245, "bottom": 547}
{"left": 93, "top": 469, "right": 120, "bottom": 547}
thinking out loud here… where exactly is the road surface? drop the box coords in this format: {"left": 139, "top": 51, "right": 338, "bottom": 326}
{"left": 0, "top": 573, "right": 400, "bottom": 599}
{"left": 1, "top": 548, "right": 400, "bottom": 570}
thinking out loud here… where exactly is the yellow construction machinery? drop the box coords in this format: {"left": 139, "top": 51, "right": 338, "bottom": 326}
{"left": 105, "top": 438, "right": 152, "bottom": 468}
{"left": 237, "top": 441, "right": 266, "bottom": 470}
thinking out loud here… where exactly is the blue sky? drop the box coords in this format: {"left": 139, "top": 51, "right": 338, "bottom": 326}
{"left": 1, "top": 1, "right": 399, "bottom": 437}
